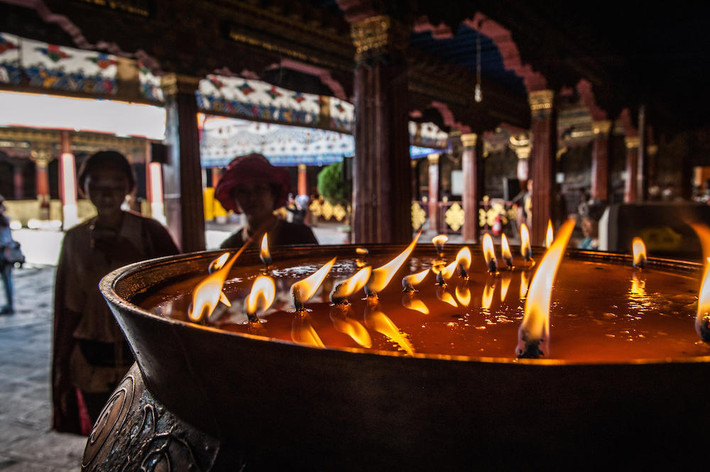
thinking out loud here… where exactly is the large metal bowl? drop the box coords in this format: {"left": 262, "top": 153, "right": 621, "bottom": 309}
{"left": 86, "top": 244, "right": 710, "bottom": 471}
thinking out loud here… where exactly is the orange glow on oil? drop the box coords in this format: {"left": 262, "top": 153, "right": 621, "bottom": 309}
{"left": 482, "top": 282, "right": 495, "bottom": 309}
{"left": 455, "top": 285, "right": 471, "bottom": 306}
{"left": 291, "top": 313, "right": 325, "bottom": 348}
{"left": 365, "top": 309, "right": 414, "bottom": 355}
{"left": 500, "top": 275, "right": 512, "bottom": 302}
{"left": 330, "top": 308, "right": 372, "bottom": 348}
{"left": 402, "top": 295, "right": 430, "bottom": 314}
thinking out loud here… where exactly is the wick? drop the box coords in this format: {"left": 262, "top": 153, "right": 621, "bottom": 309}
{"left": 504, "top": 257, "right": 514, "bottom": 270}
{"left": 487, "top": 259, "right": 498, "bottom": 274}
{"left": 698, "top": 314, "right": 710, "bottom": 342}
{"left": 457, "top": 265, "right": 469, "bottom": 280}
{"left": 633, "top": 258, "right": 647, "bottom": 270}
{"left": 516, "top": 332, "right": 546, "bottom": 359}
{"left": 435, "top": 271, "right": 447, "bottom": 287}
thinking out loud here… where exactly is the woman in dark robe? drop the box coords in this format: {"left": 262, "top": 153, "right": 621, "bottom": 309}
{"left": 52, "top": 151, "right": 179, "bottom": 434}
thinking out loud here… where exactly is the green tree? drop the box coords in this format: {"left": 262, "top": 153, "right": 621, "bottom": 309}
{"left": 317, "top": 161, "right": 351, "bottom": 206}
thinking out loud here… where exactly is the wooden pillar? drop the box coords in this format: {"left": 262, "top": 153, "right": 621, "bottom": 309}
{"left": 637, "top": 105, "right": 648, "bottom": 201}
{"left": 591, "top": 120, "right": 612, "bottom": 202}
{"left": 161, "top": 73, "right": 206, "bottom": 252}
{"left": 427, "top": 153, "right": 440, "bottom": 233}
{"left": 349, "top": 15, "right": 411, "bottom": 244}
{"left": 624, "top": 135, "right": 640, "bottom": 203}
{"left": 12, "top": 163, "right": 23, "bottom": 200}
{"left": 298, "top": 164, "right": 308, "bottom": 196}
{"left": 59, "top": 130, "right": 79, "bottom": 229}
{"left": 529, "top": 90, "right": 557, "bottom": 245}
{"left": 461, "top": 133, "right": 480, "bottom": 242}
{"left": 32, "top": 148, "right": 51, "bottom": 220}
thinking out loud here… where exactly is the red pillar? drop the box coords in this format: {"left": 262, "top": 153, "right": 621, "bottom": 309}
{"left": 298, "top": 164, "right": 307, "bottom": 196}
{"left": 624, "top": 135, "right": 640, "bottom": 203}
{"left": 32, "top": 149, "right": 51, "bottom": 219}
{"left": 13, "top": 164, "right": 23, "bottom": 200}
{"left": 161, "top": 73, "right": 206, "bottom": 252}
{"left": 427, "top": 153, "right": 440, "bottom": 233}
{"left": 529, "top": 90, "right": 557, "bottom": 245}
{"left": 349, "top": 15, "right": 412, "bottom": 244}
{"left": 461, "top": 133, "right": 480, "bottom": 242}
{"left": 591, "top": 120, "right": 611, "bottom": 202}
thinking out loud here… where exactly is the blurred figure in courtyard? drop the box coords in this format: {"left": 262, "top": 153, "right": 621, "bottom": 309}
{"left": 577, "top": 198, "right": 606, "bottom": 251}
{"left": 0, "top": 195, "right": 15, "bottom": 314}
{"left": 215, "top": 153, "right": 318, "bottom": 249}
{"left": 52, "top": 151, "right": 179, "bottom": 435}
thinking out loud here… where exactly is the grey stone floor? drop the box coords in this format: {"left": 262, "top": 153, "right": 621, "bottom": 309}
{"left": 0, "top": 264, "right": 86, "bottom": 472}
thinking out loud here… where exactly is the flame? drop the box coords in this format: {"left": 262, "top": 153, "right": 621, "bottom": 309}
{"left": 455, "top": 285, "right": 471, "bottom": 306}
{"left": 500, "top": 275, "right": 512, "bottom": 302}
{"left": 436, "top": 260, "right": 459, "bottom": 285}
{"left": 545, "top": 220, "right": 554, "bottom": 248}
{"left": 632, "top": 237, "right": 647, "bottom": 268}
{"left": 520, "top": 223, "right": 532, "bottom": 260}
{"left": 501, "top": 233, "right": 513, "bottom": 267}
{"left": 482, "top": 233, "right": 498, "bottom": 272}
{"left": 516, "top": 219, "right": 575, "bottom": 358}
{"left": 330, "top": 307, "right": 372, "bottom": 348}
{"left": 697, "top": 257, "right": 710, "bottom": 340}
{"left": 402, "top": 294, "right": 430, "bottom": 314}
{"left": 291, "top": 257, "right": 337, "bottom": 310}
{"left": 402, "top": 268, "right": 429, "bottom": 292}
{"left": 208, "top": 253, "right": 230, "bottom": 273}
{"left": 291, "top": 314, "right": 325, "bottom": 348}
{"left": 245, "top": 275, "right": 276, "bottom": 317}
{"left": 330, "top": 266, "right": 373, "bottom": 303}
{"left": 520, "top": 270, "right": 530, "bottom": 299}
{"left": 260, "top": 234, "right": 272, "bottom": 266}
{"left": 455, "top": 247, "right": 472, "bottom": 276}
{"left": 366, "top": 232, "right": 420, "bottom": 294}
{"left": 365, "top": 309, "right": 414, "bottom": 355}
{"left": 689, "top": 224, "right": 710, "bottom": 341}
{"left": 188, "top": 250, "right": 243, "bottom": 322}
{"left": 436, "top": 287, "right": 458, "bottom": 306}
{"left": 482, "top": 282, "right": 495, "bottom": 309}
{"left": 432, "top": 234, "right": 448, "bottom": 254}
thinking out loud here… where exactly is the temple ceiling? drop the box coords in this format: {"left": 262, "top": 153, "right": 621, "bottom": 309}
{"left": 1, "top": 0, "right": 709, "bottom": 139}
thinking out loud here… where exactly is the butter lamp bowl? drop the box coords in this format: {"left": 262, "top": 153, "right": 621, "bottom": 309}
{"left": 85, "top": 244, "right": 710, "bottom": 471}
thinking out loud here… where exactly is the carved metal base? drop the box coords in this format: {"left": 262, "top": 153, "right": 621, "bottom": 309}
{"left": 81, "top": 364, "right": 232, "bottom": 472}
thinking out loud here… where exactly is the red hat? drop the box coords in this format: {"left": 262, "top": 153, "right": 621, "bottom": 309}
{"left": 214, "top": 153, "right": 291, "bottom": 213}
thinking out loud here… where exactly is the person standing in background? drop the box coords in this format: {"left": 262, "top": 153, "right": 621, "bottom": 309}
{"left": 52, "top": 151, "right": 179, "bottom": 435}
{"left": 0, "top": 195, "right": 15, "bottom": 315}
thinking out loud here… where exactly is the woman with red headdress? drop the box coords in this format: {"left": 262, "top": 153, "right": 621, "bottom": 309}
{"left": 215, "top": 153, "right": 318, "bottom": 249}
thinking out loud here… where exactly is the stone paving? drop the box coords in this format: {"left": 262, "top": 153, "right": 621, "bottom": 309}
{"left": 0, "top": 222, "right": 462, "bottom": 471}
{"left": 0, "top": 264, "right": 86, "bottom": 472}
